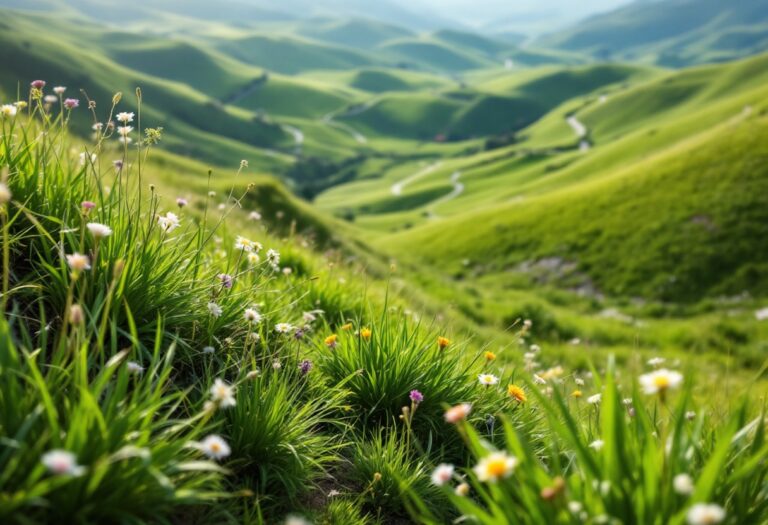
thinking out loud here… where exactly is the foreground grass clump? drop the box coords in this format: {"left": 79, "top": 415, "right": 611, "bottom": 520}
{"left": 2, "top": 82, "right": 767, "bottom": 525}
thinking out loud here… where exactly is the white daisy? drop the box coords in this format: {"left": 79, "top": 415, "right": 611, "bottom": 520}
{"left": 473, "top": 451, "right": 518, "bottom": 482}
{"left": 430, "top": 463, "right": 454, "bottom": 486}
{"left": 207, "top": 302, "right": 223, "bottom": 318}
{"left": 275, "top": 322, "right": 293, "bottom": 334}
{"left": 41, "top": 449, "right": 84, "bottom": 476}
{"left": 157, "top": 211, "right": 180, "bottom": 233}
{"left": 116, "top": 111, "right": 134, "bottom": 123}
{"left": 639, "top": 369, "right": 683, "bottom": 395}
{"left": 86, "top": 222, "right": 112, "bottom": 239}
{"left": 674, "top": 473, "right": 694, "bottom": 495}
{"left": 199, "top": 434, "right": 231, "bottom": 461}
{"left": 478, "top": 374, "right": 499, "bottom": 387}
{"left": 209, "top": 378, "right": 236, "bottom": 408}
{"left": 686, "top": 503, "right": 725, "bottom": 525}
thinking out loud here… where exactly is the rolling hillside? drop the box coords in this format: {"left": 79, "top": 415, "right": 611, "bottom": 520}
{"left": 542, "top": 0, "right": 768, "bottom": 66}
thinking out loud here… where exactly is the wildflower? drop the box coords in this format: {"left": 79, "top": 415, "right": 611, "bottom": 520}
{"left": 299, "top": 359, "right": 312, "bottom": 376}
{"left": 437, "top": 336, "right": 450, "bottom": 349}
{"left": 249, "top": 211, "right": 261, "bottom": 221}
{"left": 686, "top": 503, "right": 725, "bottom": 525}
{"left": 266, "top": 248, "right": 280, "bottom": 268}
{"left": 639, "top": 369, "right": 683, "bottom": 395}
{"left": 63, "top": 98, "right": 79, "bottom": 109}
{"left": 284, "top": 516, "right": 311, "bottom": 525}
{"left": 587, "top": 393, "right": 601, "bottom": 404}
{"left": 568, "top": 501, "right": 583, "bottom": 514}
{"left": 249, "top": 332, "right": 261, "bottom": 342}
{"left": 117, "top": 125, "right": 132, "bottom": 136}
{"left": 113, "top": 159, "right": 124, "bottom": 170}
{"left": 118, "top": 136, "right": 132, "bottom": 145}
{"left": 430, "top": 464, "right": 454, "bottom": 486}
{"left": 66, "top": 253, "right": 91, "bottom": 273}
{"left": 473, "top": 451, "right": 518, "bottom": 483}
{"left": 275, "top": 322, "right": 293, "bottom": 334}
{"left": 209, "top": 378, "right": 236, "bottom": 408}
{"left": 484, "top": 351, "right": 496, "bottom": 361}
{"left": 41, "top": 450, "right": 84, "bottom": 476}
{"left": 341, "top": 322, "right": 353, "bottom": 331}
{"left": 126, "top": 361, "right": 144, "bottom": 374}
{"left": 478, "top": 373, "right": 499, "bottom": 387}
{"left": 79, "top": 152, "right": 97, "bottom": 166}
{"left": 589, "top": 439, "right": 604, "bottom": 451}
{"left": 207, "top": 302, "right": 223, "bottom": 318}
{"left": 529, "top": 344, "right": 541, "bottom": 352}
{"left": 246, "top": 369, "right": 260, "bottom": 380}
{"left": 240, "top": 159, "right": 249, "bottom": 168}
{"left": 272, "top": 359, "right": 282, "bottom": 370}
{"left": 507, "top": 384, "right": 526, "bottom": 403}
{"left": 234, "top": 236, "right": 261, "bottom": 252}
{"left": 282, "top": 267, "right": 292, "bottom": 276}
{"left": 31, "top": 80, "right": 46, "bottom": 89}
{"left": 575, "top": 377, "right": 585, "bottom": 386}
{"left": 541, "top": 476, "right": 565, "bottom": 501}
{"left": 176, "top": 197, "right": 188, "bottom": 208}
{"left": 0, "top": 104, "right": 17, "bottom": 118}
{"left": 360, "top": 327, "right": 372, "bottom": 340}
{"left": 247, "top": 252, "right": 260, "bottom": 265}
{"left": 203, "top": 346, "right": 215, "bottom": 354}
{"left": 455, "top": 482, "right": 470, "bottom": 496}
{"left": 208, "top": 190, "right": 216, "bottom": 198}
{"left": 444, "top": 403, "right": 472, "bottom": 423}
{"left": 116, "top": 111, "right": 134, "bottom": 123}
{"left": 44, "top": 95, "right": 57, "bottom": 104}
{"left": 571, "top": 389, "right": 583, "bottom": 398}
{"left": 218, "top": 273, "right": 233, "bottom": 288}
{"left": 69, "top": 304, "right": 84, "bottom": 325}
{"left": 523, "top": 319, "right": 532, "bottom": 329}
{"left": 533, "top": 374, "right": 547, "bottom": 385}
{"left": 541, "top": 366, "right": 564, "bottom": 380}
{"left": 53, "top": 86, "right": 66, "bottom": 95}
{"left": 303, "top": 310, "right": 322, "bottom": 323}
{"left": 324, "top": 334, "right": 338, "bottom": 348}
{"left": 648, "top": 357, "right": 665, "bottom": 367}
{"left": 409, "top": 390, "right": 424, "bottom": 404}
{"left": 674, "top": 473, "right": 694, "bottom": 495}
{"left": 157, "top": 211, "right": 180, "bottom": 233}
{"left": 199, "top": 435, "right": 231, "bottom": 461}
{"left": 0, "top": 183, "right": 11, "bottom": 204}
{"left": 81, "top": 200, "right": 96, "bottom": 211}
{"left": 92, "top": 122, "right": 104, "bottom": 131}
{"left": 685, "top": 411, "right": 696, "bottom": 421}
{"left": 86, "top": 222, "right": 112, "bottom": 239}
{"left": 244, "top": 308, "right": 261, "bottom": 324}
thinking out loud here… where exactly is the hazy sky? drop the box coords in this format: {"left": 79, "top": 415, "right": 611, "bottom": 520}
{"left": 406, "top": 0, "right": 634, "bottom": 31}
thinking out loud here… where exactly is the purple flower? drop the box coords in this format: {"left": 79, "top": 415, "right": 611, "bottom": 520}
{"left": 409, "top": 390, "right": 424, "bottom": 404}
{"left": 299, "top": 359, "right": 313, "bottom": 376}
{"left": 112, "top": 159, "right": 124, "bottom": 171}
{"left": 176, "top": 197, "right": 188, "bottom": 208}
{"left": 30, "top": 80, "right": 46, "bottom": 89}
{"left": 81, "top": 201, "right": 96, "bottom": 210}
{"left": 63, "top": 98, "right": 79, "bottom": 109}
{"left": 293, "top": 327, "right": 305, "bottom": 340}
{"left": 218, "top": 273, "right": 233, "bottom": 289}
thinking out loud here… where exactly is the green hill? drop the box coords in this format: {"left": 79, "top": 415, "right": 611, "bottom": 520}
{"left": 298, "top": 17, "right": 413, "bottom": 49}
{"left": 378, "top": 38, "right": 493, "bottom": 72}
{"left": 542, "top": 0, "right": 768, "bottom": 66}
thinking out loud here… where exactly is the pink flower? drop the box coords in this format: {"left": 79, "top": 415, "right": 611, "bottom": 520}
{"left": 64, "top": 98, "right": 79, "bottom": 109}
{"left": 409, "top": 390, "right": 424, "bottom": 404}
{"left": 176, "top": 197, "right": 188, "bottom": 208}
{"left": 81, "top": 201, "right": 96, "bottom": 210}
{"left": 30, "top": 80, "right": 46, "bottom": 89}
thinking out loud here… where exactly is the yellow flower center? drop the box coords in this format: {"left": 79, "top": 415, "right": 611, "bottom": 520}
{"left": 653, "top": 375, "right": 670, "bottom": 389}
{"left": 486, "top": 459, "right": 508, "bottom": 478}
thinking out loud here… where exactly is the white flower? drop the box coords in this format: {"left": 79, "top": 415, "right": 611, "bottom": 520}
{"left": 639, "top": 369, "right": 683, "bottom": 395}
{"left": 244, "top": 308, "right": 262, "bottom": 324}
{"left": 157, "top": 211, "right": 180, "bottom": 233}
{"left": 575, "top": 377, "right": 585, "bottom": 386}
{"left": 587, "top": 393, "right": 602, "bottom": 404}
{"left": 207, "top": 302, "right": 222, "bottom": 318}
{"left": 117, "top": 126, "right": 133, "bottom": 136}
{"left": 478, "top": 374, "right": 499, "bottom": 387}
{"left": 444, "top": 403, "right": 472, "bottom": 423}
{"left": 53, "top": 86, "right": 66, "bottom": 95}
{"left": 430, "top": 463, "right": 454, "bottom": 486}
{"left": 275, "top": 322, "right": 293, "bottom": 334}
{"left": 92, "top": 122, "right": 104, "bottom": 131}
{"left": 529, "top": 344, "right": 540, "bottom": 352}
{"left": 533, "top": 374, "right": 547, "bottom": 385}
{"left": 44, "top": 95, "right": 57, "bottom": 104}
{"left": 272, "top": 359, "right": 282, "bottom": 370}
{"left": 247, "top": 252, "right": 260, "bottom": 265}
{"left": 473, "top": 451, "right": 518, "bottom": 482}
{"left": 118, "top": 136, "right": 132, "bottom": 145}
{"left": 249, "top": 211, "right": 261, "bottom": 221}
{"left": 284, "top": 516, "right": 311, "bottom": 525}
{"left": 455, "top": 482, "right": 470, "bottom": 496}
{"left": 0, "top": 183, "right": 10, "bottom": 204}
{"left": 234, "top": 236, "right": 262, "bottom": 253}
{"left": 199, "top": 434, "right": 231, "bottom": 460}
{"left": 209, "top": 378, "right": 236, "bottom": 408}
{"left": 116, "top": 111, "right": 134, "bottom": 123}
{"left": 589, "top": 439, "right": 604, "bottom": 451}
{"left": 687, "top": 503, "right": 725, "bottom": 525}
{"left": 86, "top": 222, "right": 112, "bottom": 239}
{"left": 266, "top": 248, "right": 280, "bottom": 267}
{"left": 41, "top": 450, "right": 84, "bottom": 476}
{"left": 203, "top": 345, "right": 215, "bottom": 354}
{"left": 126, "top": 361, "right": 144, "bottom": 374}
{"left": 568, "top": 501, "right": 583, "bottom": 513}
{"left": 0, "top": 104, "right": 17, "bottom": 118}
{"left": 647, "top": 357, "right": 665, "bottom": 367}
{"left": 65, "top": 253, "right": 90, "bottom": 272}
{"left": 674, "top": 473, "right": 694, "bottom": 495}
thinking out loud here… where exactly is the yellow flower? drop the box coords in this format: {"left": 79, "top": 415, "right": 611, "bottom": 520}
{"left": 484, "top": 351, "right": 496, "bottom": 361}
{"left": 360, "top": 327, "right": 372, "bottom": 340}
{"left": 540, "top": 366, "right": 564, "bottom": 381}
{"left": 324, "top": 334, "right": 338, "bottom": 348}
{"left": 473, "top": 451, "right": 518, "bottom": 482}
{"left": 437, "top": 336, "right": 450, "bottom": 350}
{"left": 571, "top": 389, "right": 583, "bottom": 398}
{"left": 507, "top": 384, "right": 526, "bottom": 403}
{"left": 340, "top": 322, "right": 353, "bottom": 331}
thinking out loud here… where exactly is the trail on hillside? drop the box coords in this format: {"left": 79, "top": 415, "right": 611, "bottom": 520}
{"left": 220, "top": 74, "right": 269, "bottom": 105}
{"left": 428, "top": 171, "right": 464, "bottom": 218}
{"left": 390, "top": 162, "right": 442, "bottom": 196}
{"left": 281, "top": 124, "right": 304, "bottom": 154}
{"left": 321, "top": 113, "right": 368, "bottom": 144}
{"left": 566, "top": 115, "right": 591, "bottom": 152}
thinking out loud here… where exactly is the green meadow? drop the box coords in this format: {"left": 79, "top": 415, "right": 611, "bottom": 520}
{"left": 1, "top": 0, "right": 768, "bottom": 523}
